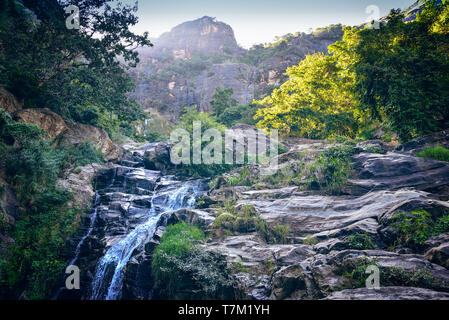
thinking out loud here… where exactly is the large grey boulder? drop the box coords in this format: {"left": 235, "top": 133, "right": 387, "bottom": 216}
{"left": 397, "top": 130, "right": 449, "bottom": 155}
{"left": 142, "top": 142, "right": 173, "bottom": 172}
{"left": 347, "top": 152, "right": 449, "bottom": 196}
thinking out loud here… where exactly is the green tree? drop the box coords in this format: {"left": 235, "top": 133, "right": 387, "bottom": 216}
{"left": 254, "top": 52, "right": 360, "bottom": 138}
{"left": 0, "top": 0, "right": 152, "bottom": 138}
{"left": 210, "top": 88, "right": 238, "bottom": 116}
{"left": 352, "top": 1, "right": 449, "bottom": 141}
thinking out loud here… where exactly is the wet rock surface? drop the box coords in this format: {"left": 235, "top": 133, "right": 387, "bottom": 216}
{"left": 57, "top": 146, "right": 208, "bottom": 300}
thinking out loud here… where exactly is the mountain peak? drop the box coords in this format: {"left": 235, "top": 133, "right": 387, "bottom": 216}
{"left": 152, "top": 16, "right": 240, "bottom": 57}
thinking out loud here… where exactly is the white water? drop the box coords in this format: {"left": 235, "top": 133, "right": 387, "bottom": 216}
{"left": 90, "top": 181, "right": 202, "bottom": 300}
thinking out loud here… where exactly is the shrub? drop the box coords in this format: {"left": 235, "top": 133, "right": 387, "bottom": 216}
{"left": 0, "top": 112, "right": 101, "bottom": 299}
{"left": 212, "top": 203, "right": 290, "bottom": 244}
{"left": 303, "top": 235, "right": 318, "bottom": 245}
{"left": 364, "top": 145, "right": 387, "bottom": 154}
{"left": 391, "top": 210, "right": 434, "bottom": 248}
{"left": 226, "top": 169, "right": 251, "bottom": 187}
{"left": 152, "top": 222, "right": 235, "bottom": 299}
{"left": 434, "top": 215, "right": 449, "bottom": 235}
{"left": 345, "top": 232, "right": 375, "bottom": 250}
{"left": 255, "top": 219, "right": 290, "bottom": 245}
{"left": 417, "top": 146, "right": 449, "bottom": 163}
{"left": 62, "top": 142, "right": 104, "bottom": 169}
{"left": 306, "top": 144, "right": 356, "bottom": 194}
{"left": 174, "top": 107, "right": 236, "bottom": 178}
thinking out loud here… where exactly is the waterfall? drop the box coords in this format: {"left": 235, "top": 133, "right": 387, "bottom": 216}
{"left": 90, "top": 180, "right": 202, "bottom": 300}
{"left": 52, "top": 192, "right": 100, "bottom": 300}
{"left": 69, "top": 192, "right": 100, "bottom": 267}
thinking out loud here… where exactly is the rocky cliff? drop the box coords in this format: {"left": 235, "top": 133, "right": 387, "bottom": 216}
{"left": 62, "top": 131, "right": 449, "bottom": 301}
{"left": 129, "top": 17, "right": 343, "bottom": 121}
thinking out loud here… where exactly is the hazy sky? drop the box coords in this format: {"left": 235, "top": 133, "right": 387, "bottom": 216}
{"left": 125, "top": 0, "right": 415, "bottom": 48}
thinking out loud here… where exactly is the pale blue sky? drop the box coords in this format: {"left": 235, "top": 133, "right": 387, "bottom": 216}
{"left": 125, "top": 0, "right": 415, "bottom": 47}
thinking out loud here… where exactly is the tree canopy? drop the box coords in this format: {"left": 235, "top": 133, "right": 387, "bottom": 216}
{"left": 254, "top": 0, "right": 449, "bottom": 142}
{"left": 0, "top": 0, "right": 152, "bottom": 139}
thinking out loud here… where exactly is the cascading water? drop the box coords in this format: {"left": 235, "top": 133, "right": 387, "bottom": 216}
{"left": 52, "top": 192, "right": 101, "bottom": 300}
{"left": 90, "top": 180, "right": 203, "bottom": 300}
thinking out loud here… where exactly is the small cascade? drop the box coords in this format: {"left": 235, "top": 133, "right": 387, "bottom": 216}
{"left": 69, "top": 192, "right": 100, "bottom": 267}
{"left": 89, "top": 179, "right": 204, "bottom": 300}
{"left": 52, "top": 192, "right": 100, "bottom": 300}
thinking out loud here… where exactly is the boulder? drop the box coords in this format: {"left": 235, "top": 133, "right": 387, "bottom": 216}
{"left": 58, "top": 120, "right": 123, "bottom": 162}
{"left": 425, "top": 242, "right": 449, "bottom": 269}
{"left": 56, "top": 164, "right": 105, "bottom": 211}
{"left": 142, "top": 142, "right": 172, "bottom": 171}
{"left": 14, "top": 108, "right": 68, "bottom": 140}
{"left": 0, "top": 87, "right": 23, "bottom": 114}
{"left": 397, "top": 130, "right": 449, "bottom": 155}
{"left": 348, "top": 152, "right": 449, "bottom": 196}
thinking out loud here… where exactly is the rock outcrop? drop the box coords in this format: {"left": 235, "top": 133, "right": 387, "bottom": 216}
{"left": 4, "top": 104, "right": 122, "bottom": 162}
{"left": 325, "top": 287, "right": 449, "bottom": 300}
{"left": 58, "top": 120, "right": 123, "bottom": 162}
{"left": 152, "top": 16, "right": 241, "bottom": 57}
{"left": 14, "top": 108, "right": 68, "bottom": 140}
{"left": 196, "top": 139, "right": 449, "bottom": 300}
{"left": 59, "top": 136, "right": 449, "bottom": 301}
{"left": 397, "top": 129, "right": 449, "bottom": 155}
{"left": 0, "top": 87, "right": 23, "bottom": 114}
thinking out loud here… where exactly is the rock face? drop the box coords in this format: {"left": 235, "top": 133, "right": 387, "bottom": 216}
{"left": 347, "top": 152, "right": 449, "bottom": 197}
{"left": 397, "top": 129, "right": 449, "bottom": 155}
{"left": 130, "top": 18, "right": 343, "bottom": 121}
{"left": 5, "top": 105, "right": 122, "bottom": 162}
{"left": 58, "top": 137, "right": 449, "bottom": 301}
{"left": 153, "top": 16, "right": 240, "bottom": 57}
{"left": 198, "top": 140, "right": 449, "bottom": 300}
{"left": 58, "top": 120, "right": 123, "bottom": 162}
{"left": 0, "top": 87, "right": 23, "bottom": 114}
{"left": 56, "top": 146, "right": 208, "bottom": 300}
{"left": 56, "top": 164, "right": 104, "bottom": 211}
{"left": 14, "top": 108, "right": 68, "bottom": 140}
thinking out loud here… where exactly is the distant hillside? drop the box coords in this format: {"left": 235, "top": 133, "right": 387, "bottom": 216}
{"left": 130, "top": 17, "right": 343, "bottom": 121}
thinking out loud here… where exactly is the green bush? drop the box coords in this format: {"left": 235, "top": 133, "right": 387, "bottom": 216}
{"left": 0, "top": 112, "right": 101, "bottom": 299}
{"left": 417, "top": 146, "right": 449, "bottom": 163}
{"left": 345, "top": 232, "right": 375, "bottom": 250}
{"left": 391, "top": 210, "right": 433, "bottom": 248}
{"left": 174, "top": 108, "right": 236, "bottom": 177}
{"left": 303, "top": 235, "right": 318, "bottom": 245}
{"left": 226, "top": 169, "right": 251, "bottom": 187}
{"left": 364, "top": 145, "right": 387, "bottom": 154}
{"left": 62, "top": 142, "right": 104, "bottom": 169}
{"left": 391, "top": 210, "right": 449, "bottom": 249}
{"left": 307, "top": 144, "right": 356, "bottom": 194}
{"left": 434, "top": 215, "right": 449, "bottom": 235}
{"left": 152, "top": 222, "right": 235, "bottom": 300}
{"left": 212, "top": 203, "right": 290, "bottom": 244}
